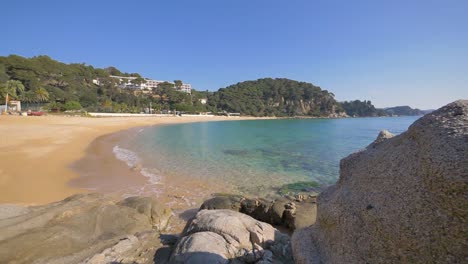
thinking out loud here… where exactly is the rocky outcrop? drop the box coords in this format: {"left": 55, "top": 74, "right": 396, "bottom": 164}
{"left": 170, "top": 209, "right": 293, "bottom": 263}
{"left": 200, "top": 194, "right": 317, "bottom": 231}
{"left": 118, "top": 196, "right": 172, "bottom": 231}
{"left": 0, "top": 193, "right": 171, "bottom": 264}
{"left": 292, "top": 100, "right": 468, "bottom": 263}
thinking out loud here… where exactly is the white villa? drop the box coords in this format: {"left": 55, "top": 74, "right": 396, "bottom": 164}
{"left": 93, "top": 75, "right": 192, "bottom": 94}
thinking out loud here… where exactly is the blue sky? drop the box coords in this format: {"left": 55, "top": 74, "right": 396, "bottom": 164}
{"left": 2, "top": 0, "right": 467, "bottom": 109}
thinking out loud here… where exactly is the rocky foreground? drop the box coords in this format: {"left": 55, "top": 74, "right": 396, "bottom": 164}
{"left": 293, "top": 100, "right": 468, "bottom": 263}
{"left": 0, "top": 100, "right": 466, "bottom": 264}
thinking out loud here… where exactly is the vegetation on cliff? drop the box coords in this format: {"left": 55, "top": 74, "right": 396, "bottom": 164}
{"left": 340, "top": 100, "right": 387, "bottom": 117}
{"left": 384, "top": 106, "right": 428, "bottom": 116}
{"left": 207, "top": 78, "right": 342, "bottom": 117}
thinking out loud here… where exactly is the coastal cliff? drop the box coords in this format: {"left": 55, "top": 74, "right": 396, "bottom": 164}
{"left": 292, "top": 100, "right": 468, "bottom": 263}
{"left": 207, "top": 78, "right": 345, "bottom": 117}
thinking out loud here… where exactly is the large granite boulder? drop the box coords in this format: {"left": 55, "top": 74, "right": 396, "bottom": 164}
{"left": 170, "top": 209, "right": 293, "bottom": 263}
{"left": 292, "top": 100, "right": 468, "bottom": 263}
{"left": 0, "top": 193, "right": 171, "bottom": 264}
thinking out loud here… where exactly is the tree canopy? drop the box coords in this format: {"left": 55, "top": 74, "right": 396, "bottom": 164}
{"left": 207, "top": 78, "right": 340, "bottom": 117}
{"left": 340, "top": 100, "right": 386, "bottom": 117}
{"left": 0, "top": 55, "right": 201, "bottom": 113}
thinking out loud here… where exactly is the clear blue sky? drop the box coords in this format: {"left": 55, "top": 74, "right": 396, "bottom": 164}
{"left": 2, "top": 0, "right": 467, "bottom": 109}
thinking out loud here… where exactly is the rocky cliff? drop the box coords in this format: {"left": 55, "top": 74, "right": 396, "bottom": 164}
{"left": 292, "top": 100, "right": 468, "bottom": 263}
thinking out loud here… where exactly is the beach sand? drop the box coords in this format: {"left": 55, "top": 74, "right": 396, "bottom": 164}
{"left": 0, "top": 114, "right": 255, "bottom": 205}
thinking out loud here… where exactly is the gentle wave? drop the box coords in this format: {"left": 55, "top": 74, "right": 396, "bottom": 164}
{"left": 112, "top": 145, "right": 161, "bottom": 185}
{"left": 113, "top": 145, "right": 139, "bottom": 167}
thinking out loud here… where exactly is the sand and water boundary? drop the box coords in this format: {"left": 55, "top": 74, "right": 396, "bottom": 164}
{"left": 0, "top": 114, "right": 263, "bottom": 205}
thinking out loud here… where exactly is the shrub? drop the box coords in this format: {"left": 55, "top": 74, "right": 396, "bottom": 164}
{"left": 63, "top": 101, "right": 82, "bottom": 111}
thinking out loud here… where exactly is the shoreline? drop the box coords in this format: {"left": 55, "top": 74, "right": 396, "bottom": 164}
{"left": 0, "top": 115, "right": 264, "bottom": 205}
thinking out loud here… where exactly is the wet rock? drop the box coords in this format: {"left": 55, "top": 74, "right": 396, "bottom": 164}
{"left": 240, "top": 198, "right": 273, "bottom": 223}
{"left": 269, "top": 198, "right": 289, "bottom": 225}
{"left": 199, "top": 195, "right": 244, "bottom": 211}
{"left": 200, "top": 195, "right": 317, "bottom": 231}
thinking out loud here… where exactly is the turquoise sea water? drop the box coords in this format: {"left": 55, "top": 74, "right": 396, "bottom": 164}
{"left": 116, "top": 117, "right": 419, "bottom": 196}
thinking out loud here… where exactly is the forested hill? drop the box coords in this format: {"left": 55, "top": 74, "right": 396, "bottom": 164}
{"left": 340, "top": 100, "right": 387, "bottom": 117}
{"left": 384, "top": 106, "right": 426, "bottom": 116}
{"left": 207, "top": 78, "right": 344, "bottom": 117}
{"left": 339, "top": 100, "right": 431, "bottom": 117}
{"left": 0, "top": 55, "right": 207, "bottom": 113}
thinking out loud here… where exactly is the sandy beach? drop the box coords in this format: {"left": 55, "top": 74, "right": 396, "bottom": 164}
{"left": 0, "top": 114, "right": 257, "bottom": 205}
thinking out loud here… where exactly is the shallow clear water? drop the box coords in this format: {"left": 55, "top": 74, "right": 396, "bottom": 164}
{"left": 117, "top": 117, "right": 419, "bottom": 196}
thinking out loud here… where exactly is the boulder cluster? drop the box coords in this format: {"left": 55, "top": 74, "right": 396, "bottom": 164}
{"left": 200, "top": 193, "right": 317, "bottom": 231}
{"left": 170, "top": 209, "right": 292, "bottom": 263}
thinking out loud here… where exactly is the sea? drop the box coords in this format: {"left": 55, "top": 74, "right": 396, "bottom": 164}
{"left": 113, "top": 116, "right": 419, "bottom": 197}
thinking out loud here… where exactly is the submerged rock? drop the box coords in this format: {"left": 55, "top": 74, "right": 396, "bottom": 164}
{"left": 292, "top": 100, "right": 468, "bottom": 263}
{"left": 170, "top": 209, "right": 293, "bottom": 263}
{"left": 0, "top": 193, "right": 171, "bottom": 264}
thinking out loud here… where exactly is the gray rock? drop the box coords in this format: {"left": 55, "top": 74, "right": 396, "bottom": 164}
{"left": 240, "top": 198, "right": 273, "bottom": 223}
{"left": 292, "top": 100, "right": 468, "bottom": 263}
{"left": 370, "top": 129, "right": 394, "bottom": 146}
{"left": 201, "top": 195, "right": 317, "bottom": 231}
{"left": 82, "top": 235, "right": 139, "bottom": 264}
{"left": 171, "top": 232, "right": 231, "bottom": 264}
{"left": 285, "top": 202, "right": 316, "bottom": 230}
{"left": 0, "top": 204, "right": 30, "bottom": 220}
{"left": 118, "top": 196, "right": 172, "bottom": 231}
{"left": 199, "top": 195, "right": 244, "bottom": 211}
{"left": 270, "top": 198, "right": 289, "bottom": 225}
{"left": 0, "top": 193, "right": 171, "bottom": 264}
{"left": 171, "top": 209, "right": 293, "bottom": 264}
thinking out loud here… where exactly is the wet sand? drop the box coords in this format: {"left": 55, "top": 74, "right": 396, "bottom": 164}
{"left": 70, "top": 126, "right": 235, "bottom": 231}
{"left": 0, "top": 114, "right": 258, "bottom": 205}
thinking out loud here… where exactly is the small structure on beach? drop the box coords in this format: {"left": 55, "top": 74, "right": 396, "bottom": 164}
{"left": 9, "top": 100, "right": 21, "bottom": 112}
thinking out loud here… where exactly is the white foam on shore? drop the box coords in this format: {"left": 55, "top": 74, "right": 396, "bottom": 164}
{"left": 112, "top": 145, "right": 161, "bottom": 186}
{"left": 113, "top": 145, "right": 139, "bottom": 167}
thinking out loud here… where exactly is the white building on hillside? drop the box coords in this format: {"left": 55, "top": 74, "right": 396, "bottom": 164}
{"left": 93, "top": 75, "right": 192, "bottom": 94}
{"left": 177, "top": 83, "right": 192, "bottom": 94}
{"left": 145, "top": 79, "right": 167, "bottom": 89}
